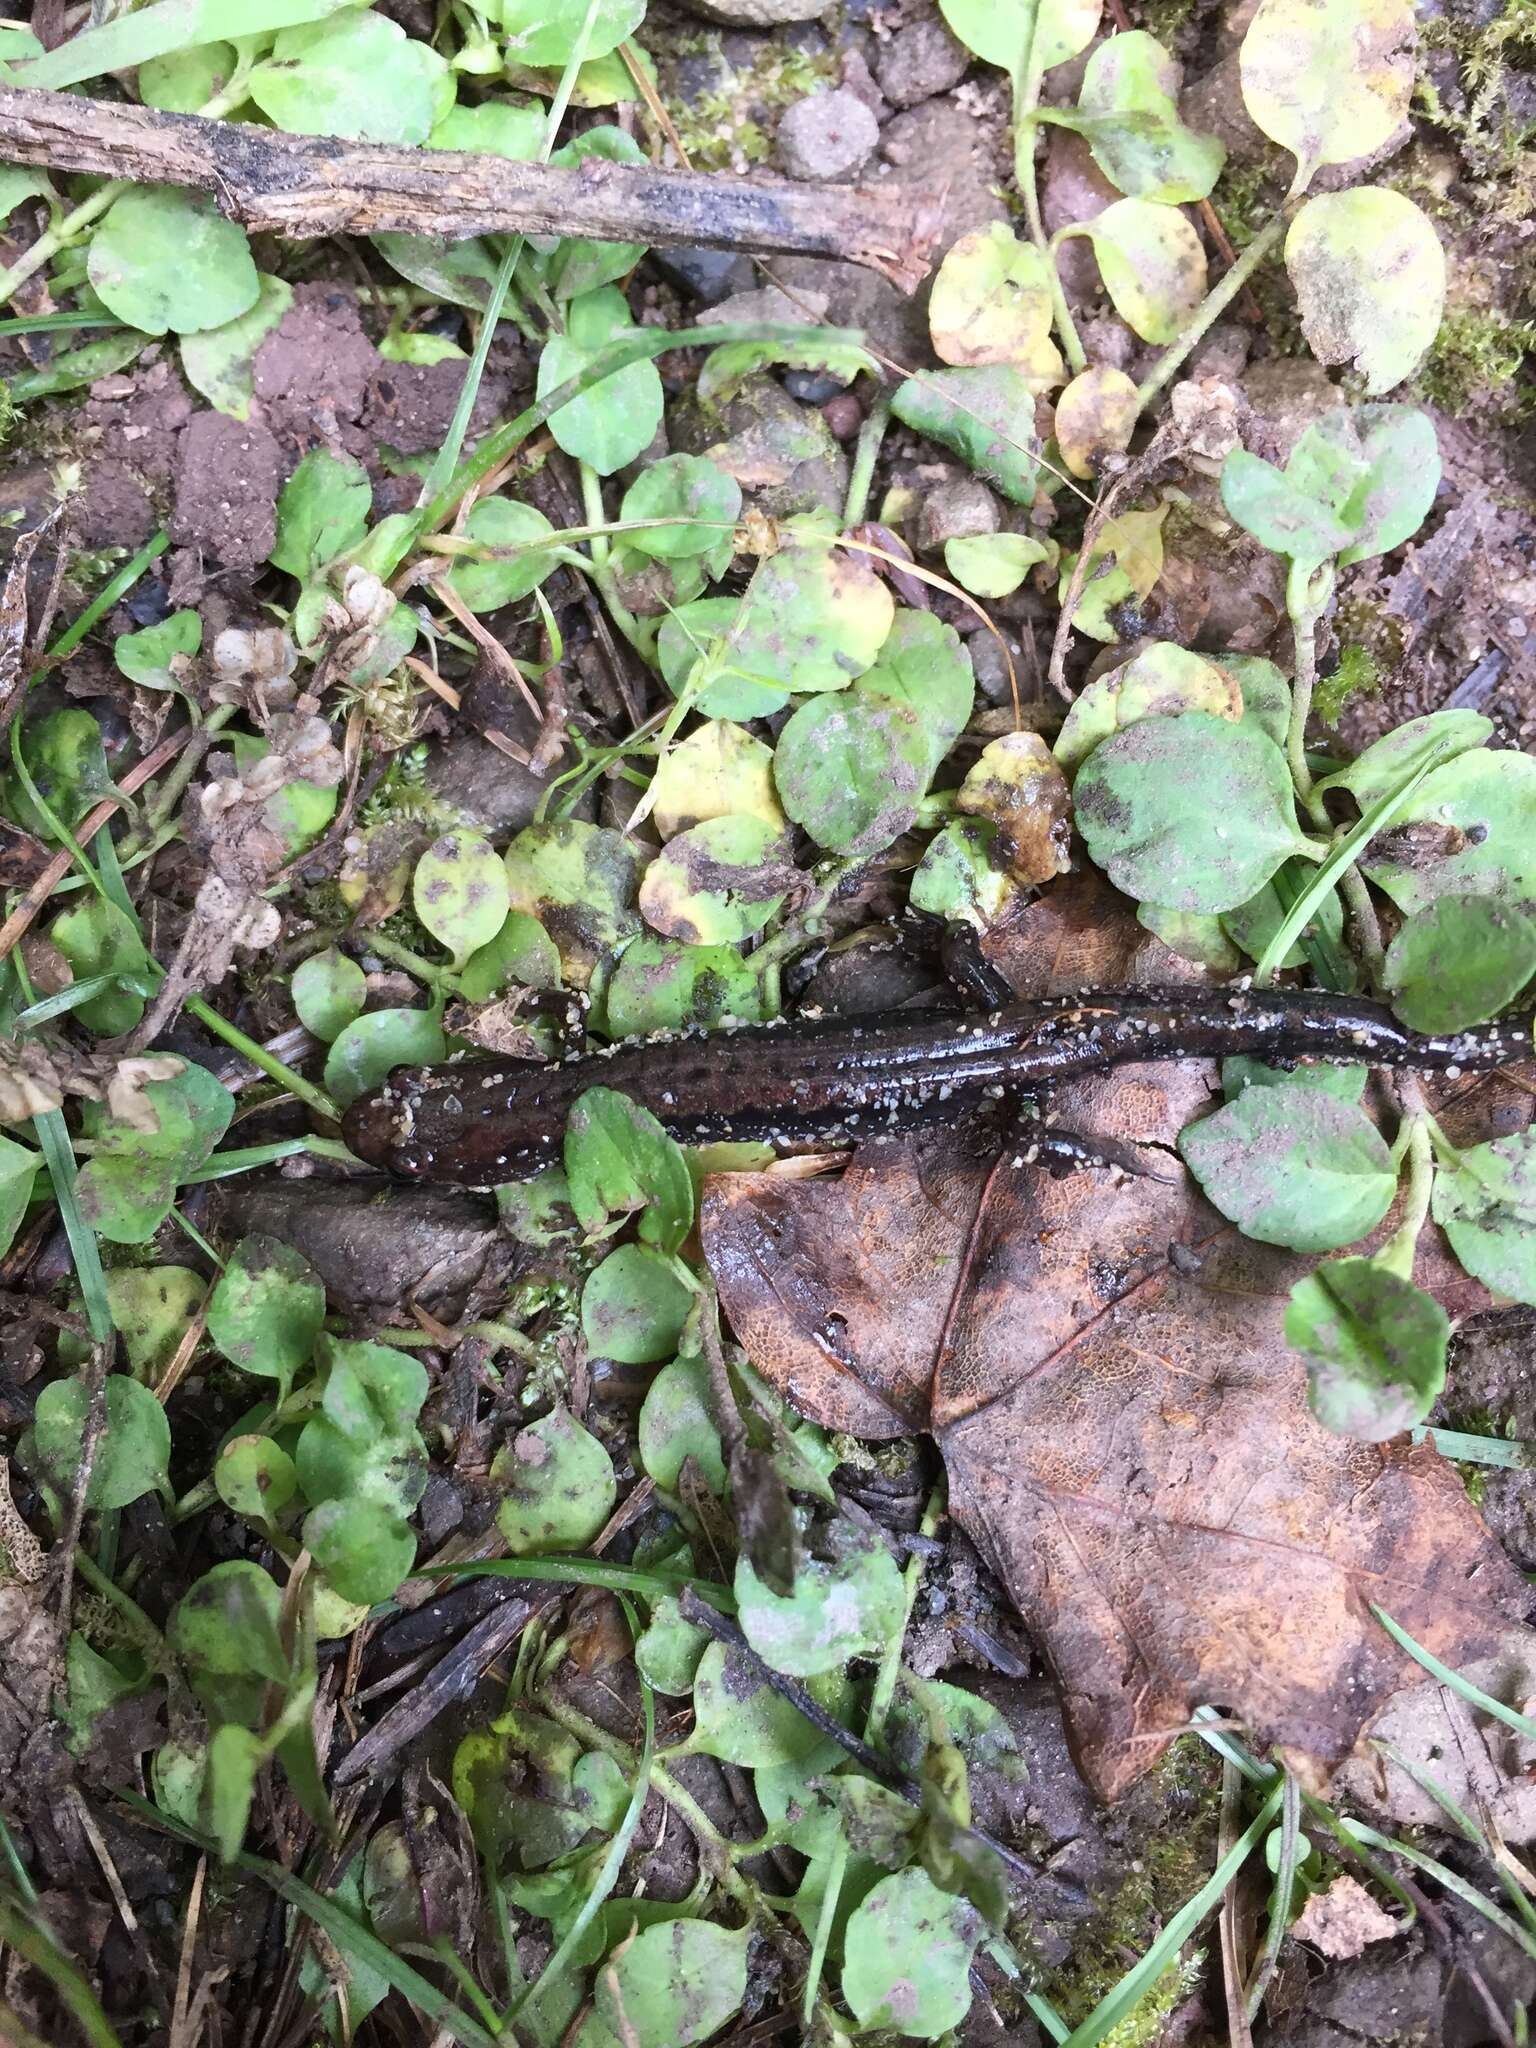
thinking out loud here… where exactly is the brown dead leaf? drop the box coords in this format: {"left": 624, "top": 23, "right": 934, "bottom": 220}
{"left": 1291, "top": 1875, "right": 1400, "bottom": 1960}
{"left": 700, "top": 878, "right": 1530, "bottom": 1800}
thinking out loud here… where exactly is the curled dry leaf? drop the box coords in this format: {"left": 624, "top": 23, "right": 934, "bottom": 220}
{"left": 1290, "top": 1876, "right": 1399, "bottom": 1960}
{"left": 700, "top": 887, "right": 1528, "bottom": 1800}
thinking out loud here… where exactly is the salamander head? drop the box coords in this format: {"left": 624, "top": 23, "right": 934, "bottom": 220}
{"left": 340, "top": 1072, "right": 426, "bottom": 1176}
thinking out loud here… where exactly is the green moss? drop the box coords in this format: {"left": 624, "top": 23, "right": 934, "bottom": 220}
{"left": 656, "top": 27, "right": 839, "bottom": 173}
{"left": 1415, "top": 306, "right": 1536, "bottom": 422}
{"left": 1041, "top": 1737, "right": 1222, "bottom": 2028}
{"left": 1141, "top": 0, "right": 1198, "bottom": 44}
{"left": 1417, "top": 3, "right": 1536, "bottom": 207}
{"left": 1315, "top": 643, "right": 1381, "bottom": 727}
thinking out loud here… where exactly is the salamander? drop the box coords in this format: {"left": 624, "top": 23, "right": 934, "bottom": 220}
{"left": 341, "top": 988, "right": 1535, "bottom": 1187}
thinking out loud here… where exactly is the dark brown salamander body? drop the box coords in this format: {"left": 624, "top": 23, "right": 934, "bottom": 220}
{"left": 341, "top": 988, "right": 1535, "bottom": 1186}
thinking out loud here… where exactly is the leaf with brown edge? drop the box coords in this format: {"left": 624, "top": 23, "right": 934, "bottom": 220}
{"left": 700, "top": 882, "right": 1530, "bottom": 1801}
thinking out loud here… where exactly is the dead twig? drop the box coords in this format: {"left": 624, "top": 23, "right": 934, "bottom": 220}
{"left": 0, "top": 86, "right": 940, "bottom": 290}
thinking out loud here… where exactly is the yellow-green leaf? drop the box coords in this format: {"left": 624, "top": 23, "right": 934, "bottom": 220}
{"left": 1070, "top": 197, "right": 1207, "bottom": 344}
{"left": 928, "top": 223, "right": 1063, "bottom": 383}
{"left": 1054, "top": 363, "right": 1140, "bottom": 478}
{"left": 1239, "top": 0, "right": 1416, "bottom": 197}
{"left": 649, "top": 720, "right": 784, "bottom": 841}
{"left": 1285, "top": 188, "right": 1445, "bottom": 396}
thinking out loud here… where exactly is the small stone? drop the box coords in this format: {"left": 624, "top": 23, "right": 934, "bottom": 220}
{"left": 776, "top": 88, "right": 880, "bottom": 182}
{"left": 875, "top": 18, "right": 970, "bottom": 108}
{"left": 822, "top": 393, "right": 863, "bottom": 440}
{"left": 913, "top": 477, "right": 1000, "bottom": 554}
{"left": 783, "top": 367, "right": 848, "bottom": 404}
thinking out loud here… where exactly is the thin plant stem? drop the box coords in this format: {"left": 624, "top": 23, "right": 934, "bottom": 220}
{"left": 1013, "top": 64, "right": 1086, "bottom": 374}
{"left": 1136, "top": 213, "right": 1287, "bottom": 411}
{"left": 843, "top": 392, "right": 892, "bottom": 528}
{"left": 183, "top": 995, "right": 340, "bottom": 1124}
{"left": 1375, "top": 1088, "right": 1435, "bottom": 1283}
{"left": 1284, "top": 558, "right": 1334, "bottom": 802}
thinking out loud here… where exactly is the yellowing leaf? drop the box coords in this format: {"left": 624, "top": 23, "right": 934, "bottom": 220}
{"left": 1070, "top": 198, "right": 1207, "bottom": 344}
{"left": 1285, "top": 188, "right": 1446, "bottom": 396}
{"left": 650, "top": 720, "right": 784, "bottom": 841}
{"left": 1055, "top": 642, "right": 1240, "bottom": 776}
{"left": 1054, "top": 364, "right": 1140, "bottom": 478}
{"left": 1240, "top": 0, "right": 1416, "bottom": 197}
{"left": 1058, "top": 501, "right": 1168, "bottom": 642}
{"left": 954, "top": 732, "right": 1071, "bottom": 885}
{"left": 928, "top": 224, "right": 1064, "bottom": 383}
{"left": 943, "top": 532, "right": 1056, "bottom": 598}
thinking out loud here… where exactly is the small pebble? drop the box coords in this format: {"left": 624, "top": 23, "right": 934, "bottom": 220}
{"left": 776, "top": 87, "right": 879, "bottom": 182}
{"left": 822, "top": 392, "right": 863, "bottom": 440}
{"left": 874, "top": 17, "right": 970, "bottom": 107}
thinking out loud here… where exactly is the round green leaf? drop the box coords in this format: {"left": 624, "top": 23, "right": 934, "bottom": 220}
{"left": 88, "top": 184, "right": 258, "bottom": 336}
{"left": 207, "top": 1235, "right": 325, "bottom": 1389}
{"left": 214, "top": 1435, "right": 298, "bottom": 1521}
{"left": 1432, "top": 1133, "right": 1536, "bottom": 1308}
{"left": 658, "top": 599, "right": 788, "bottom": 721}
{"left": 33, "top": 1372, "right": 171, "bottom": 1510}
{"left": 1384, "top": 895, "right": 1536, "bottom": 1035}
{"left": 731, "top": 524, "right": 896, "bottom": 692}
{"left": 1223, "top": 1057, "right": 1366, "bottom": 1104}
{"left": 304, "top": 1499, "right": 418, "bottom": 1606}
{"left": 1179, "top": 1083, "right": 1397, "bottom": 1252}
{"left": 638, "top": 816, "right": 789, "bottom": 945}
{"left": 591, "top": 1918, "right": 749, "bottom": 2048}
{"left": 1223, "top": 655, "right": 1293, "bottom": 749}
{"left": 620, "top": 456, "right": 741, "bottom": 560}
{"left": 1071, "top": 29, "right": 1226, "bottom": 203}
{"left": 580, "top": 1244, "right": 694, "bottom": 1364}
{"left": 1053, "top": 643, "right": 1239, "bottom": 778}
{"left": 638, "top": 1353, "right": 726, "bottom": 1494}
{"left": 690, "top": 1642, "right": 852, "bottom": 1767}
{"left": 927, "top": 223, "right": 1060, "bottom": 378}
{"left": 1074, "top": 713, "right": 1310, "bottom": 913}
{"left": 504, "top": 821, "right": 642, "bottom": 984}
{"left": 605, "top": 936, "right": 769, "bottom": 1039}
{"left": 115, "top": 608, "right": 202, "bottom": 691}
{"left": 271, "top": 447, "right": 371, "bottom": 580}
{"left": 938, "top": 0, "right": 1100, "bottom": 72}
{"left": 448, "top": 496, "right": 557, "bottom": 611}
{"left": 460, "top": 910, "right": 563, "bottom": 1004}
{"left": 50, "top": 896, "right": 149, "bottom": 1037}
{"left": 413, "top": 829, "right": 510, "bottom": 965}
{"left": 493, "top": 1405, "right": 617, "bottom": 1554}
{"left": 1239, "top": 0, "right": 1416, "bottom": 195}
{"left": 492, "top": 0, "right": 645, "bottom": 67}
{"left": 248, "top": 12, "right": 445, "bottom": 144}
{"left": 565, "top": 1086, "right": 694, "bottom": 1251}
{"left": 291, "top": 948, "right": 367, "bottom": 1043}
{"left": 1286, "top": 188, "right": 1445, "bottom": 396}
{"left": 774, "top": 693, "right": 933, "bottom": 856}
{"left": 77, "top": 1062, "right": 233, "bottom": 1244}
{"left": 170, "top": 1562, "right": 287, "bottom": 1684}
{"left": 138, "top": 40, "right": 236, "bottom": 112}
{"left": 841, "top": 1868, "right": 981, "bottom": 2038}
{"left": 944, "top": 533, "right": 1053, "bottom": 599}
{"left": 1285, "top": 1258, "right": 1448, "bottom": 1442}
{"left": 909, "top": 818, "right": 1015, "bottom": 931}
{"left": 323, "top": 1008, "right": 447, "bottom": 1110}
{"left": 634, "top": 1594, "right": 709, "bottom": 1695}
{"left": 537, "top": 286, "right": 663, "bottom": 475}
{"left": 429, "top": 99, "right": 545, "bottom": 159}
{"left": 101, "top": 1267, "right": 202, "bottom": 1382}
{"left": 736, "top": 1525, "right": 905, "bottom": 1678}
{"left": 856, "top": 610, "right": 976, "bottom": 769}
{"left": 0, "top": 1133, "right": 39, "bottom": 1260}
{"left": 179, "top": 272, "right": 293, "bottom": 420}
{"left": 1073, "top": 197, "right": 1207, "bottom": 344}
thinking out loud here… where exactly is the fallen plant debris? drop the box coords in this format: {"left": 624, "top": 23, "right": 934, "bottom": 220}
{"left": 0, "top": 0, "right": 1534, "bottom": 2043}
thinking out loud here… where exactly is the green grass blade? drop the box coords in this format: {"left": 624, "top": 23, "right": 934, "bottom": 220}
{"left": 46, "top": 530, "right": 168, "bottom": 662}
{"left": 1064, "top": 1780, "right": 1284, "bottom": 2047}
{"left": 1409, "top": 1426, "right": 1536, "bottom": 1469}
{"left": 1372, "top": 1606, "right": 1536, "bottom": 1745}
{"left": 507, "top": 1594, "right": 656, "bottom": 2025}
{"left": 30, "top": 1106, "right": 112, "bottom": 1343}
{"left": 114, "top": 1796, "right": 502, "bottom": 2048}
{"left": 417, "top": 1555, "right": 736, "bottom": 1609}
{"left": 1342, "top": 1815, "right": 1536, "bottom": 1965}
{"left": 0, "top": 1894, "right": 123, "bottom": 2048}
{"left": 1253, "top": 752, "right": 1447, "bottom": 986}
